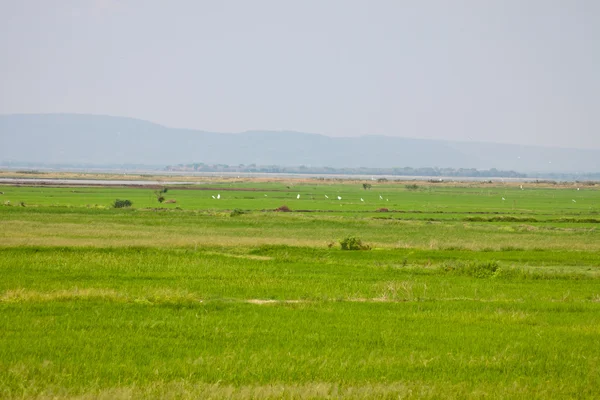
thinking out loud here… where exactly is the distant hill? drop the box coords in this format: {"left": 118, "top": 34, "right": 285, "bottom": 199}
{"left": 1, "top": 113, "right": 598, "bottom": 173}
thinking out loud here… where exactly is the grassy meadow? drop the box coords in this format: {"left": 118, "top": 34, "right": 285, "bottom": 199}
{"left": 0, "top": 178, "right": 599, "bottom": 399}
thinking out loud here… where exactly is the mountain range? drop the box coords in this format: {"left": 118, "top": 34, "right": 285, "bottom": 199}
{"left": 1, "top": 114, "right": 598, "bottom": 173}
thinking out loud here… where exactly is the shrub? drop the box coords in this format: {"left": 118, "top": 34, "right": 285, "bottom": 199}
{"left": 405, "top": 184, "right": 419, "bottom": 190}
{"left": 340, "top": 236, "right": 371, "bottom": 251}
{"left": 464, "top": 261, "right": 500, "bottom": 278}
{"left": 230, "top": 208, "right": 245, "bottom": 217}
{"left": 443, "top": 261, "right": 500, "bottom": 278}
{"left": 154, "top": 188, "right": 168, "bottom": 203}
{"left": 113, "top": 199, "right": 132, "bottom": 208}
{"left": 275, "top": 205, "right": 292, "bottom": 212}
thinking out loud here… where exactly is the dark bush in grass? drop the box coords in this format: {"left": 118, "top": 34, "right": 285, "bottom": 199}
{"left": 112, "top": 199, "right": 132, "bottom": 208}
{"left": 230, "top": 208, "right": 245, "bottom": 217}
{"left": 405, "top": 184, "right": 419, "bottom": 190}
{"left": 275, "top": 205, "right": 292, "bottom": 212}
{"left": 340, "top": 236, "right": 371, "bottom": 250}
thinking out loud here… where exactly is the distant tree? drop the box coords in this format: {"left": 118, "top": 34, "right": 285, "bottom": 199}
{"left": 154, "top": 187, "right": 168, "bottom": 203}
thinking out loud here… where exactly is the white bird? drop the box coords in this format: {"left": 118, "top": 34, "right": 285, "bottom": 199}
{"left": 264, "top": 194, "right": 268, "bottom": 197}
{"left": 502, "top": 197, "right": 506, "bottom": 201}
{"left": 217, "top": 194, "right": 220, "bottom": 199}
{"left": 520, "top": 185, "right": 523, "bottom": 190}
{"left": 337, "top": 196, "right": 342, "bottom": 200}
{"left": 379, "top": 195, "right": 383, "bottom": 200}
{"left": 297, "top": 194, "right": 300, "bottom": 199}
{"left": 572, "top": 199, "right": 576, "bottom": 203}
{"left": 577, "top": 188, "right": 580, "bottom": 191}
{"left": 211, "top": 195, "right": 215, "bottom": 199}
{"left": 360, "top": 198, "right": 364, "bottom": 202}
{"left": 325, "top": 195, "right": 329, "bottom": 199}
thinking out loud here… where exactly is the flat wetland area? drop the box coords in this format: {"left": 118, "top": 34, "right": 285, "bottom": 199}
{"left": 1, "top": 175, "right": 599, "bottom": 399}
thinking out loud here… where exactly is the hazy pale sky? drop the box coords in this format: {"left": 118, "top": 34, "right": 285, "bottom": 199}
{"left": 1, "top": 0, "right": 599, "bottom": 148}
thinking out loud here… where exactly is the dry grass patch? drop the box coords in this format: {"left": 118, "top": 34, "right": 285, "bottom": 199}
{"left": 12, "top": 380, "right": 585, "bottom": 400}
{"left": 0, "top": 288, "right": 204, "bottom": 305}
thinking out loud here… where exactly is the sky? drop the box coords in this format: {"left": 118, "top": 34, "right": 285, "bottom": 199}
{"left": 1, "top": 0, "right": 599, "bottom": 149}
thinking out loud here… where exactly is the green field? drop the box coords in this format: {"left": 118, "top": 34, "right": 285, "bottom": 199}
{"left": 1, "top": 180, "right": 599, "bottom": 399}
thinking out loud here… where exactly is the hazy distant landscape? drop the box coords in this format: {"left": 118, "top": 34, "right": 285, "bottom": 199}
{"left": 2, "top": 114, "right": 599, "bottom": 175}
{"left": 2, "top": 1, "right": 599, "bottom": 398}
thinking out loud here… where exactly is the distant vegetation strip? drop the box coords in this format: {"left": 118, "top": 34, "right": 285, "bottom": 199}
{"left": 166, "top": 163, "right": 527, "bottom": 178}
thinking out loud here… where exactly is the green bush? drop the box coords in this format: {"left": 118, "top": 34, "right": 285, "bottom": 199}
{"left": 112, "top": 199, "right": 133, "bottom": 208}
{"left": 340, "top": 236, "right": 371, "bottom": 251}
{"left": 405, "top": 184, "right": 419, "bottom": 190}
{"left": 230, "top": 208, "right": 245, "bottom": 217}
{"left": 154, "top": 188, "right": 168, "bottom": 203}
{"left": 443, "top": 261, "right": 500, "bottom": 278}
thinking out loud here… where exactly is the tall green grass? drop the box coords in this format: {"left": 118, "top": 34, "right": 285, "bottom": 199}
{"left": 0, "top": 182, "right": 599, "bottom": 398}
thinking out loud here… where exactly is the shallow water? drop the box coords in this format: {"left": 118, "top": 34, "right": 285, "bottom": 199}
{"left": 0, "top": 178, "right": 198, "bottom": 185}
